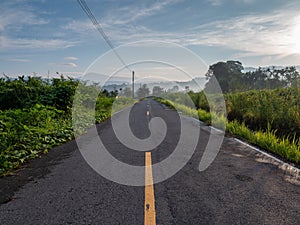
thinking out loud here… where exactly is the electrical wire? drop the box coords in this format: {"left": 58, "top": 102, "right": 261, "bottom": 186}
{"left": 77, "top": 0, "right": 132, "bottom": 72}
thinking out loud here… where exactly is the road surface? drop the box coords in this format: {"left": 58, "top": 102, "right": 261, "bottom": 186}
{"left": 0, "top": 100, "right": 299, "bottom": 224}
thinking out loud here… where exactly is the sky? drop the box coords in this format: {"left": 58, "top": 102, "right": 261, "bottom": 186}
{"left": 1, "top": 0, "right": 300, "bottom": 80}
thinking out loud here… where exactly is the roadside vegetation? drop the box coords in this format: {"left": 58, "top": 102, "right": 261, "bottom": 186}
{"left": 189, "top": 88, "right": 300, "bottom": 138}
{"left": 155, "top": 61, "right": 300, "bottom": 165}
{"left": 1, "top": 60, "right": 299, "bottom": 174}
{"left": 0, "top": 76, "right": 134, "bottom": 175}
{"left": 155, "top": 90, "right": 300, "bottom": 165}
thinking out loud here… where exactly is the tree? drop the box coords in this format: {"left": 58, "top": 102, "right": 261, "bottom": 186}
{"left": 242, "top": 66, "right": 296, "bottom": 90}
{"left": 102, "top": 89, "right": 109, "bottom": 97}
{"left": 122, "top": 86, "right": 132, "bottom": 97}
{"left": 282, "top": 66, "right": 300, "bottom": 87}
{"left": 244, "top": 67, "right": 268, "bottom": 90}
{"left": 136, "top": 84, "right": 150, "bottom": 98}
{"left": 152, "top": 86, "right": 164, "bottom": 96}
{"left": 168, "top": 85, "right": 179, "bottom": 93}
{"left": 204, "top": 61, "right": 299, "bottom": 92}
{"left": 110, "top": 90, "right": 118, "bottom": 97}
{"left": 204, "top": 60, "right": 244, "bottom": 93}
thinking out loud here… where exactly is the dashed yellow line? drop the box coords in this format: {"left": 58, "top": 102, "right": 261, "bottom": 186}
{"left": 144, "top": 152, "right": 156, "bottom": 225}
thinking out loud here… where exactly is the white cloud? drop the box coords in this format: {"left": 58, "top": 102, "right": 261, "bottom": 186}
{"left": 49, "top": 62, "right": 78, "bottom": 68}
{"left": 189, "top": 9, "right": 300, "bottom": 57}
{"left": 99, "top": 7, "right": 300, "bottom": 60}
{"left": 108, "top": 0, "right": 183, "bottom": 25}
{"left": 62, "top": 63, "right": 77, "bottom": 68}
{"left": 207, "top": 0, "right": 256, "bottom": 6}
{"left": 0, "top": 36, "right": 78, "bottom": 50}
{"left": 62, "top": 4, "right": 300, "bottom": 63}
{"left": 0, "top": 3, "right": 48, "bottom": 32}
{"left": 0, "top": 2, "right": 72, "bottom": 51}
{"left": 64, "top": 0, "right": 182, "bottom": 34}
{"left": 63, "top": 20, "right": 95, "bottom": 33}
{"left": 6, "top": 58, "right": 31, "bottom": 62}
{"left": 207, "top": 0, "right": 223, "bottom": 6}
{"left": 3, "top": 0, "right": 298, "bottom": 66}
{"left": 236, "top": 0, "right": 256, "bottom": 4}
{"left": 64, "top": 56, "right": 78, "bottom": 61}
{"left": 64, "top": 1, "right": 300, "bottom": 61}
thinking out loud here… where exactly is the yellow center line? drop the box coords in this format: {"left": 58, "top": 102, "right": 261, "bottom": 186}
{"left": 144, "top": 152, "right": 156, "bottom": 225}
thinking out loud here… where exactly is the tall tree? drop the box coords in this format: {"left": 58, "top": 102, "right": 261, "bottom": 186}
{"left": 152, "top": 86, "right": 164, "bottom": 96}
{"left": 136, "top": 84, "right": 150, "bottom": 98}
{"left": 204, "top": 60, "right": 243, "bottom": 93}
{"left": 122, "top": 86, "right": 132, "bottom": 98}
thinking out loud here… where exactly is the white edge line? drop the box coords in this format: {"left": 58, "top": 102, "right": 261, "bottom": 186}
{"left": 189, "top": 117, "right": 225, "bottom": 133}
{"left": 209, "top": 126, "right": 224, "bottom": 133}
{"left": 188, "top": 116, "right": 300, "bottom": 174}
{"left": 234, "top": 138, "right": 300, "bottom": 174}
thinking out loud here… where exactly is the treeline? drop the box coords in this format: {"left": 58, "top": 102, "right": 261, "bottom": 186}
{"left": 0, "top": 75, "right": 78, "bottom": 111}
{"left": 204, "top": 61, "right": 300, "bottom": 93}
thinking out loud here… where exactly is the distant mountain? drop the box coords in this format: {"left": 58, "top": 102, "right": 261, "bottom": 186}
{"left": 102, "top": 76, "right": 207, "bottom": 93}
{"left": 176, "top": 77, "right": 207, "bottom": 92}
{"left": 79, "top": 72, "right": 207, "bottom": 92}
{"left": 81, "top": 72, "right": 131, "bottom": 85}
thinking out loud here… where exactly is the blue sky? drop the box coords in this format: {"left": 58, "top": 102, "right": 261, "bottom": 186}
{"left": 1, "top": 0, "right": 300, "bottom": 79}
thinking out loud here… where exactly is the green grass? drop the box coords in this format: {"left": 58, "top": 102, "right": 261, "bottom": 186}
{"left": 226, "top": 120, "right": 300, "bottom": 164}
{"left": 111, "top": 97, "right": 136, "bottom": 114}
{"left": 198, "top": 109, "right": 211, "bottom": 124}
{"left": 190, "top": 88, "right": 300, "bottom": 138}
{"left": 154, "top": 96, "right": 300, "bottom": 165}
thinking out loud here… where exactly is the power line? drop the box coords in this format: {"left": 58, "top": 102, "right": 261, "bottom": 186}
{"left": 77, "top": 0, "right": 132, "bottom": 72}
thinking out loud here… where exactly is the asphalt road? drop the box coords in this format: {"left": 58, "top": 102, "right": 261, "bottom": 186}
{"left": 0, "top": 100, "right": 299, "bottom": 225}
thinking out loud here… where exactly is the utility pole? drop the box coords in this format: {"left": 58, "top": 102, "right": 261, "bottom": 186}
{"left": 47, "top": 70, "right": 50, "bottom": 83}
{"left": 132, "top": 70, "right": 135, "bottom": 99}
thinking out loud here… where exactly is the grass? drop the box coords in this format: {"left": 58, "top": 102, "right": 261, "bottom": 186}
{"left": 226, "top": 120, "right": 300, "bottom": 164}
{"left": 111, "top": 97, "right": 136, "bottom": 114}
{"left": 154, "top": 96, "right": 300, "bottom": 165}
{"left": 190, "top": 88, "right": 300, "bottom": 138}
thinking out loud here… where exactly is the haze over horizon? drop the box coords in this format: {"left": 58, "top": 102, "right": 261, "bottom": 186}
{"left": 1, "top": 0, "right": 300, "bottom": 80}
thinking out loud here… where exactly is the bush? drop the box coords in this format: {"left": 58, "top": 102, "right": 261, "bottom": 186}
{"left": 0, "top": 76, "right": 132, "bottom": 175}
{"left": 0, "top": 105, "right": 73, "bottom": 174}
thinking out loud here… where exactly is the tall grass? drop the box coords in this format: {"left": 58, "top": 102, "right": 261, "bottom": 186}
{"left": 226, "top": 88, "right": 300, "bottom": 137}
{"left": 226, "top": 120, "right": 300, "bottom": 164}
{"left": 155, "top": 87, "right": 300, "bottom": 165}
{"left": 190, "top": 88, "right": 300, "bottom": 139}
